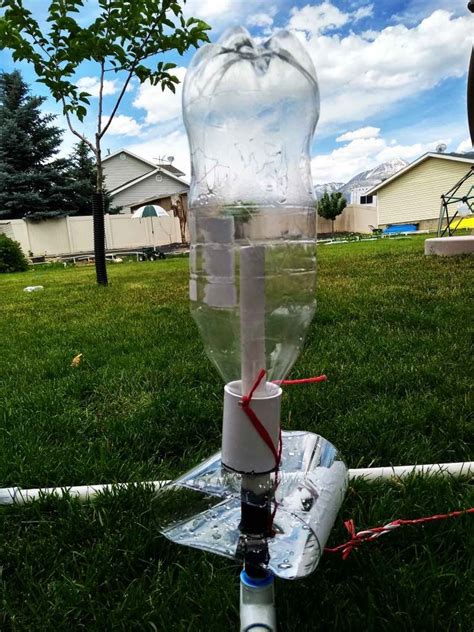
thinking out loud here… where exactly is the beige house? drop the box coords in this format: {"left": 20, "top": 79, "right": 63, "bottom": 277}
{"left": 366, "top": 151, "right": 474, "bottom": 230}
{"left": 103, "top": 149, "right": 189, "bottom": 213}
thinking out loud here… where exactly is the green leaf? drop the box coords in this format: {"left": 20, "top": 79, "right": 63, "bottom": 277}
{"left": 0, "top": 0, "right": 212, "bottom": 137}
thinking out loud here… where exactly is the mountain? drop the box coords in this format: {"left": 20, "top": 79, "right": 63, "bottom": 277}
{"left": 314, "top": 182, "right": 345, "bottom": 198}
{"left": 315, "top": 158, "right": 408, "bottom": 201}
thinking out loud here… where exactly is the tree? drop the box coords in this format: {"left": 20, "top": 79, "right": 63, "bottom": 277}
{"left": 0, "top": 233, "right": 29, "bottom": 272}
{"left": 68, "top": 140, "right": 96, "bottom": 216}
{"left": 0, "top": 70, "right": 66, "bottom": 220}
{"left": 317, "top": 191, "right": 347, "bottom": 235}
{"left": 0, "top": 0, "right": 210, "bottom": 285}
{"left": 67, "top": 140, "right": 120, "bottom": 216}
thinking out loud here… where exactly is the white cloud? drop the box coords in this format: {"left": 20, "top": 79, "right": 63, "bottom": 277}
{"left": 312, "top": 129, "right": 452, "bottom": 183}
{"left": 183, "top": 0, "right": 283, "bottom": 30}
{"left": 288, "top": 2, "right": 373, "bottom": 35}
{"left": 247, "top": 12, "right": 275, "bottom": 29}
{"left": 289, "top": 2, "right": 349, "bottom": 34}
{"left": 288, "top": 7, "right": 472, "bottom": 129}
{"left": 184, "top": 0, "right": 234, "bottom": 20}
{"left": 247, "top": 5, "right": 278, "bottom": 29}
{"left": 353, "top": 4, "right": 374, "bottom": 21}
{"left": 336, "top": 126, "right": 380, "bottom": 142}
{"left": 76, "top": 76, "right": 117, "bottom": 97}
{"left": 127, "top": 129, "right": 190, "bottom": 177}
{"left": 391, "top": 0, "right": 467, "bottom": 25}
{"left": 456, "top": 138, "right": 473, "bottom": 153}
{"left": 101, "top": 114, "right": 142, "bottom": 136}
{"left": 133, "top": 67, "right": 186, "bottom": 125}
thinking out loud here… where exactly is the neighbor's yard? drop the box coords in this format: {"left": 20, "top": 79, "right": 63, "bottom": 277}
{"left": 0, "top": 235, "right": 472, "bottom": 630}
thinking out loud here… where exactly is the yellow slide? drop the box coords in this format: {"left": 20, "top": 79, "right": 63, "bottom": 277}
{"left": 448, "top": 217, "right": 474, "bottom": 230}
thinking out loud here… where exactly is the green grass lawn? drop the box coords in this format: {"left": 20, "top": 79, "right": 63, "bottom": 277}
{"left": 0, "top": 236, "right": 473, "bottom": 630}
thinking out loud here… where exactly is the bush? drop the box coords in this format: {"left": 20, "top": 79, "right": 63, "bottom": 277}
{"left": 0, "top": 233, "right": 29, "bottom": 272}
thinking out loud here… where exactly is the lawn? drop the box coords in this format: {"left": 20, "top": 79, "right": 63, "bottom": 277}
{"left": 0, "top": 236, "right": 472, "bottom": 631}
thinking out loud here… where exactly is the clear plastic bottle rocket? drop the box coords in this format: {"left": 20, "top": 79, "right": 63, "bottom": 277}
{"left": 185, "top": 27, "right": 318, "bottom": 476}
{"left": 163, "top": 26, "right": 348, "bottom": 631}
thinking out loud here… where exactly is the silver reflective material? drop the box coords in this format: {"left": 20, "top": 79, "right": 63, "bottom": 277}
{"left": 162, "top": 431, "right": 347, "bottom": 580}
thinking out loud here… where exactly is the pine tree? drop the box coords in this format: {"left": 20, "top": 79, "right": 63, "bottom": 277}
{"left": 68, "top": 141, "right": 95, "bottom": 216}
{"left": 67, "top": 141, "right": 121, "bottom": 216}
{"left": 0, "top": 70, "right": 68, "bottom": 220}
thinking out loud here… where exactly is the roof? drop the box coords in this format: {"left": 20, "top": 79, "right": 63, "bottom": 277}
{"left": 109, "top": 166, "right": 189, "bottom": 195}
{"left": 130, "top": 191, "right": 188, "bottom": 210}
{"left": 103, "top": 148, "right": 186, "bottom": 177}
{"left": 158, "top": 163, "right": 185, "bottom": 176}
{"left": 366, "top": 152, "right": 474, "bottom": 195}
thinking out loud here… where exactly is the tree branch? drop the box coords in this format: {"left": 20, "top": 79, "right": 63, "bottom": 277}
{"left": 19, "top": 19, "right": 94, "bottom": 156}
{"left": 97, "top": 59, "right": 105, "bottom": 136}
{"left": 100, "top": 4, "right": 171, "bottom": 139}
{"left": 61, "top": 97, "right": 96, "bottom": 156}
{"left": 99, "top": 68, "right": 133, "bottom": 139}
{"left": 103, "top": 48, "right": 170, "bottom": 73}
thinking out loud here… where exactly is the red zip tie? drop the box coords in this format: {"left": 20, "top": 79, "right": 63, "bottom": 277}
{"left": 240, "top": 369, "right": 280, "bottom": 467}
{"left": 324, "top": 507, "right": 474, "bottom": 560}
{"left": 240, "top": 371, "right": 327, "bottom": 469}
{"left": 273, "top": 375, "right": 327, "bottom": 385}
{"left": 240, "top": 371, "right": 326, "bottom": 533}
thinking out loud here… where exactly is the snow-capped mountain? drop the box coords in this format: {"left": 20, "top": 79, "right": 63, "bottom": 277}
{"left": 314, "top": 182, "right": 345, "bottom": 199}
{"left": 315, "top": 158, "right": 408, "bottom": 201}
{"left": 360, "top": 158, "right": 408, "bottom": 185}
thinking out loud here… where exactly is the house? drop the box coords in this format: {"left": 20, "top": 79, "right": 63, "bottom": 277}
{"left": 103, "top": 149, "right": 189, "bottom": 213}
{"left": 366, "top": 151, "right": 474, "bottom": 230}
{"left": 350, "top": 185, "right": 376, "bottom": 206}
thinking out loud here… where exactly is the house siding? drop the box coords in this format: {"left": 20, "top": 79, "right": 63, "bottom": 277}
{"left": 103, "top": 153, "right": 153, "bottom": 192}
{"left": 111, "top": 172, "right": 188, "bottom": 212}
{"left": 377, "top": 157, "right": 474, "bottom": 226}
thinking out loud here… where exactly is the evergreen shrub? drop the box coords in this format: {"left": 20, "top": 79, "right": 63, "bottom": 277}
{"left": 0, "top": 234, "right": 29, "bottom": 272}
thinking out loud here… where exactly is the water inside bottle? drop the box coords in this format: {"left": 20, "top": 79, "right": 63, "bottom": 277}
{"left": 189, "top": 205, "right": 316, "bottom": 383}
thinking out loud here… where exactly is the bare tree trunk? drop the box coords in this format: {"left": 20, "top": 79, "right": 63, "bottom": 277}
{"left": 93, "top": 135, "right": 108, "bottom": 285}
{"left": 171, "top": 194, "right": 188, "bottom": 244}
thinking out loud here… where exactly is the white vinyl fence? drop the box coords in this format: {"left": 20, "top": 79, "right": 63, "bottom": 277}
{"left": 0, "top": 214, "right": 183, "bottom": 258}
{"left": 0, "top": 204, "right": 377, "bottom": 258}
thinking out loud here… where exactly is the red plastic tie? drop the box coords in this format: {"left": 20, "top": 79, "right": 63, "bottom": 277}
{"left": 240, "top": 371, "right": 327, "bottom": 469}
{"left": 324, "top": 507, "right": 474, "bottom": 560}
{"left": 273, "top": 375, "right": 327, "bottom": 386}
{"left": 240, "top": 369, "right": 280, "bottom": 467}
{"left": 240, "top": 371, "right": 327, "bottom": 533}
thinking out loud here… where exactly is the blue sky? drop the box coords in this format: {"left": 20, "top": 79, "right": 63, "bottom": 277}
{"left": 1, "top": 0, "right": 473, "bottom": 183}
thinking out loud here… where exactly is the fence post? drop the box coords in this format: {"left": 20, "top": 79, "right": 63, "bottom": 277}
{"left": 66, "top": 216, "right": 73, "bottom": 254}
{"left": 105, "top": 214, "right": 113, "bottom": 251}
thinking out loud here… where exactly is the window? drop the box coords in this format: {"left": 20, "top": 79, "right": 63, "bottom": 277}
{"left": 361, "top": 195, "right": 373, "bottom": 205}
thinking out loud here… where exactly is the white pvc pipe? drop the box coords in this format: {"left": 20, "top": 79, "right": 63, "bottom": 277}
{"left": 240, "top": 573, "right": 276, "bottom": 632}
{"left": 222, "top": 381, "right": 281, "bottom": 474}
{"left": 239, "top": 244, "right": 269, "bottom": 494}
{"left": 240, "top": 245, "right": 266, "bottom": 396}
{"left": 349, "top": 461, "right": 474, "bottom": 482}
{"left": 0, "top": 462, "right": 472, "bottom": 506}
{"left": 0, "top": 481, "right": 172, "bottom": 506}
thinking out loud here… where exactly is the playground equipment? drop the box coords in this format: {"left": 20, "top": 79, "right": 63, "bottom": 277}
{"left": 426, "top": 1, "right": 474, "bottom": 255}
{"left": 437, "top": 166, "right": 474, "bottom": 237}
